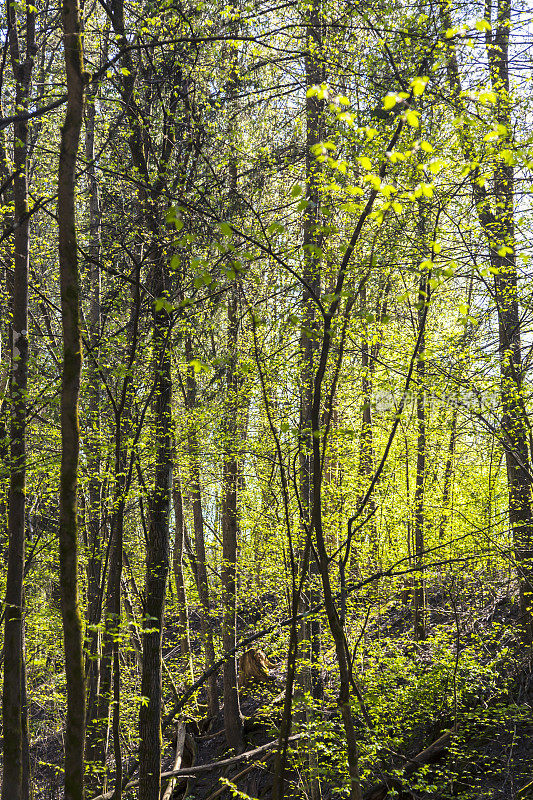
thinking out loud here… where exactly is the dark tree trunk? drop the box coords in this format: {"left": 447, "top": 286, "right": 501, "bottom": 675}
{"left": 57, "top": 0, "right": 87, "bottom": 795}
{"left": 138, "top": 274, "right": 173, "bottom": 800}
{"left": 83, "top": 71, "right": 104, "bottom": 789}
{"left": 92, "top": 482, "right": 124, "bottom": 791}
{"left": 2, "top": 2, "right": 35, "bottom": 796}
{"left": 299, "top": 0, "right": 324, "bottom": 707}
{"left": 85, "top": 64, "right": 103, "bottom": 786}
{"left": 221, "top": 282, "right": 244, "bottom": 752}
{"left": 310, "top": 454, "right": 362, "bottom": 800}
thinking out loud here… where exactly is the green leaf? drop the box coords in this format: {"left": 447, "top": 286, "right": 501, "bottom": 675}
{"left": 154, "top": 297, "right": 173, "bottom": 313}
{"left": 410, "top": 76, "right": 428, "bottom": 96}
{"left": 189, "top": 358, "right": 209, "bottom": 374}
{"left": 405, "top": 109, "right": 419, "bottom": 128}
{"left": 165, "top": 206, "right": 177, "bottom": 224}
{"left": 383, "top": 92, "right": 401, "bottom": 110}
{"left": 267, "top": 222, "right": 285, "bottom": 236}
{"left": 478, "top": 90, "right": 497, "bottom": 104}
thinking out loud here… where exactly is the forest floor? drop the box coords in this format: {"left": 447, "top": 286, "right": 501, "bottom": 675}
{"left": 19, "top": 584, "right": 533, "bottom": 800}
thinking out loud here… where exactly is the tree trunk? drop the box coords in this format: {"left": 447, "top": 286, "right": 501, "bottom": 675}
{"left": 173, "top": 474, "right": 193, "bottom": 671}
{"left": 221, "top": 281, "right": 244, "bottom": 751}
{"left": 311, "top": 468, "right": 362, "bottom": 800}
{"left": 92, "top": 480, "right": 124, "bottom": 791}
{"left": 414, "top": 260, "right": 427, "bottom": 642}
{"left": 357, "top": 280, "right": 390, "bottom": 566}
{"left": 138, "top": 261, "right": 173, "bottom": 800}
{"left": 2, "top": 2, "right": 35, "bottom": 796}
{"left": 57, "top": 0, "right": 87, "bottom": 795}
{"left": 84, "top": 71, "right": 104, "bottom": 790}
{"left": 185, "top": 334, "right": 219, "bottom": 718}
{"left": 439, "top": 407, "right": 457, "bottom": 541}
{"left": 299, "top": 0, "right": 324, "bottom": 709}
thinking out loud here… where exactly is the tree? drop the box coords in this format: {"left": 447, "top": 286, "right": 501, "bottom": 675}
{"left": 57, "top": 0, "right": 87, "bottom": 794}
{"left": 2, "top": 0, "right": 35, "bottom": 796}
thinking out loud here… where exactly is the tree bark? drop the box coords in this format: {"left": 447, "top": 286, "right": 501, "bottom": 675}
{"left": 2, "top": 2, "right": 35, "bottom": 796}
{"left": 221, "top": 281, "right": 244, "bottom": 752}
{"left": 83, "top": 69, "right": 104, "bottom": 792}
{"left": 138, "top": 259, "right": 173, "bottom": 800}
{"left": 57, "top": 0, "right": 87, "bottom": 795}
{"left": 299, "top": 0, "right": 325, "bottom": 708}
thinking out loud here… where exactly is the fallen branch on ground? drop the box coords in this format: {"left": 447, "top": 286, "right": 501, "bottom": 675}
{"left": 162, "top": 722, "right": 187, "bottom": 800}
{"left": 204, "top": 753, "right": 272, "bottom": 800}
{"left": 89, "top": 733, "right": 305, "bottom": 800}
{"left": 363, "top": 728, "right": 456, "bottom": 800}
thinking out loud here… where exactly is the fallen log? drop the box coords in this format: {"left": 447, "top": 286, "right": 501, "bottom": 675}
{"left": 162, "top": 722, "right": 187, "bottom": 800}
{"left": 363, "top": 728, "right": 455, "bottom": 800}
{"left": 89, "top": 733, "right": 305, "bottom": 800}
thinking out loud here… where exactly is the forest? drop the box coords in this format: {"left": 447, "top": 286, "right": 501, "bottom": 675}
{"left": 0, "top": 0, "right": 532, "bottom": 797}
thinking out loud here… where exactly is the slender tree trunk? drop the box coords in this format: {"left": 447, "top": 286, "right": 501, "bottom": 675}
{"left": 138, "top": 257, "right": 173, "bottom": 800}
{"left": 88, "top": 265, "right": 139, "bottom": 790}
{"left": 21, "top": 633, "right": 31, "bottom": 800}
{"left": 122, "top": 577, "right": 143, "bottom": 670}
{"left": 91, "top": 210, "right": 140, "bottom": 793}
{"left": 173, "top": 474, "right": 193, "bottom": 670}
{"left": 185, "top": 334, "right": 219, "bottom": 717}
{"left": 2, "top": 3, "right": 35, "bottom": 796}
{"left": 311, "top": 452, "right": 362, "bottom": 800}
{"left": 439, "top": 407, "right": 457, "bottom": 541}
{"left": 84, "top": 73, "right": 104, "bottom": 789}
{"left": 57, "top": 0, "right": 87, "bottom": 795}
{"left": 299, "top": 0, "right": 325, "bottom": 708}
{"left": 413, "top": 263, "right": 427, "bottom": 642}
{"left": 221, "top": 282, "right": 244, "bottom": 751}
{"left": 92, "top": 474, "right": 125, "bottom": 791}
{"left": 357, "top": 283, "right": 379, "bottom": 565}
